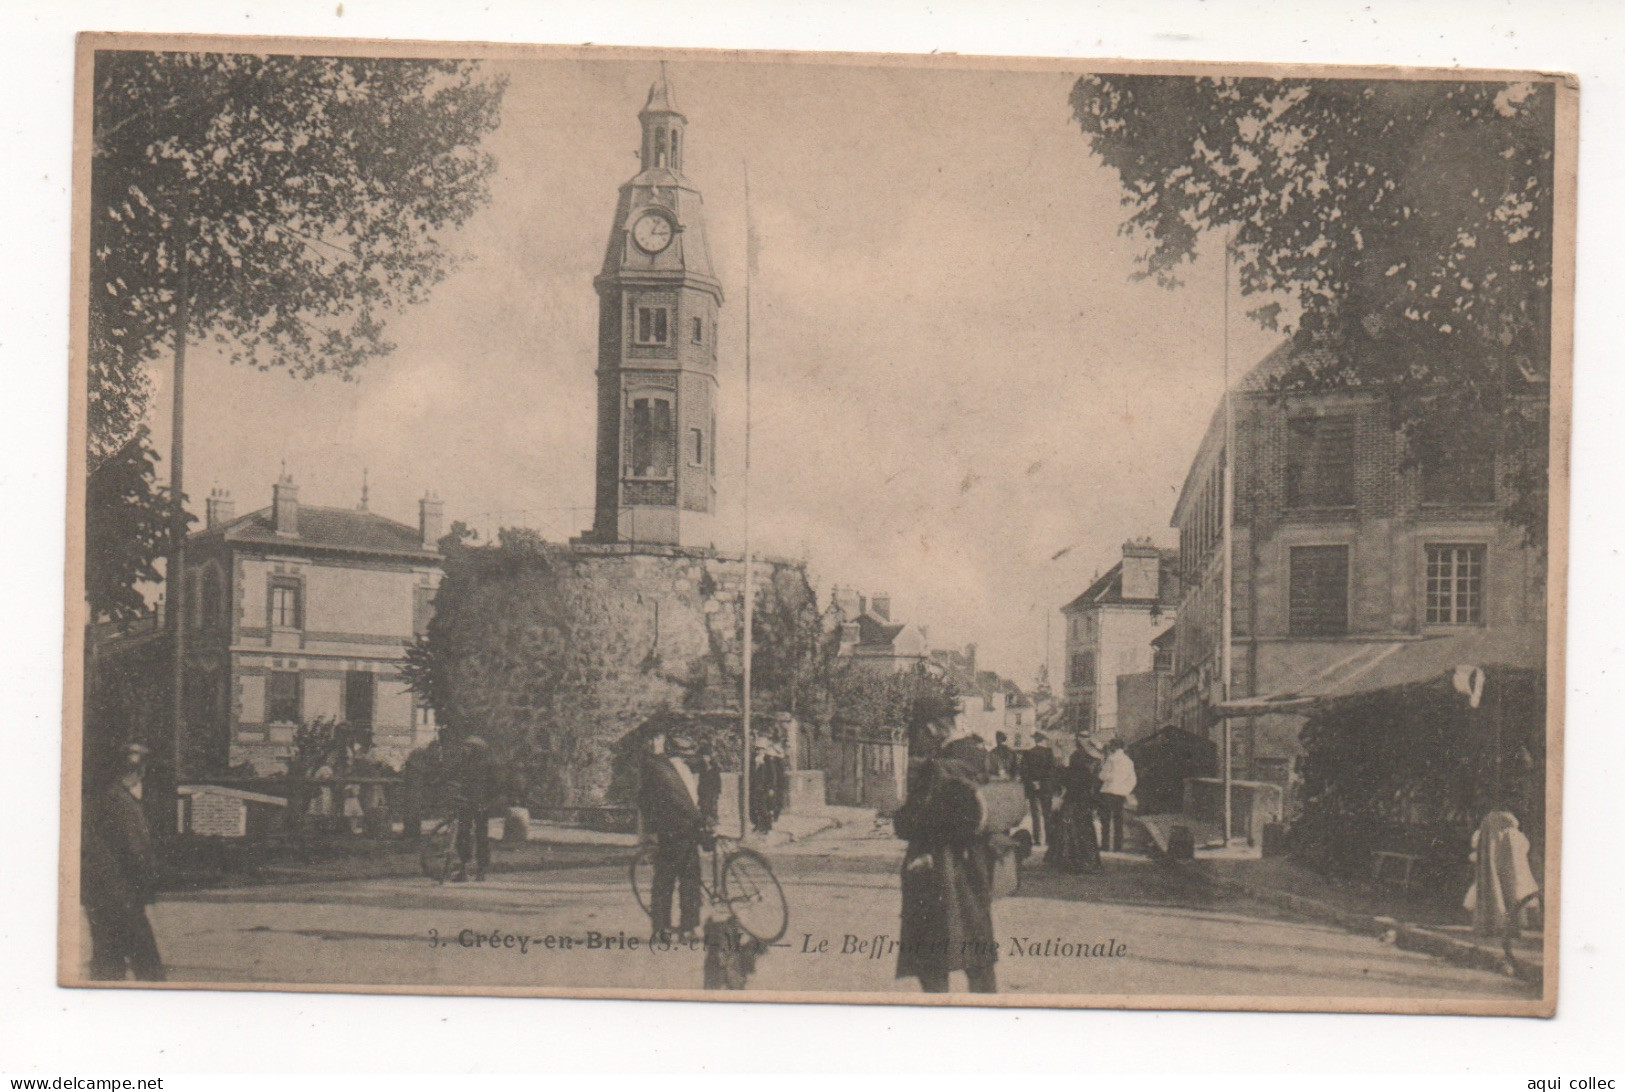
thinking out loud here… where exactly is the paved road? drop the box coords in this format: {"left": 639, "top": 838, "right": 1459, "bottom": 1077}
{"left": 133, "top": 824, "right": 1534, "bottom": 1003}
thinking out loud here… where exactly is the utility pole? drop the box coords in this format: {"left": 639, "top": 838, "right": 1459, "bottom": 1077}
{"left": 1220, "top": 230, "right": 1236, "bottom": 845}
{"left": 739, "top": 162, "right": 756, "bottom": 841}
{"left": 168, "top": 204, "right": 193, "bottom": 797}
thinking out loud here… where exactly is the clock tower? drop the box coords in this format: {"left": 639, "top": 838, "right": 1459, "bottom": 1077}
{"left": 586, "top": 66, "right": 723, "bottom": 547}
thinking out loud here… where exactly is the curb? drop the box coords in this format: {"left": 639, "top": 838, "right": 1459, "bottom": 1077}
{"left": 1181, "top": 861, "right": 1542, "bottom": 990}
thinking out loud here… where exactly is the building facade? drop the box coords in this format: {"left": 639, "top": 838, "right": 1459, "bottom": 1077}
{"left": 584, "top": 66, "right": 723, "bottom": 548}
{"left": 1169, "top": 343, "right": 1547, "bottom": 790}
{"left": 1060, "top": 541, "right": 1180, "bottom": 738}
{"left": 181, "top": 478, "right": 444, "bottom": 774}
{"left": 829, "top": 587, "right": 931, "bottom": 673}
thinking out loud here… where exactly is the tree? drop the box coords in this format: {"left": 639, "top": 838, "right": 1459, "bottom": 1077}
{"left": 1070, "top": 76, "right": 1556, "bottom": 546}
{"left": 85, "top": 427, "right": 188, "bottom": 621}
{"left": 87, "top": 50, "right": 507, "bottom": 615}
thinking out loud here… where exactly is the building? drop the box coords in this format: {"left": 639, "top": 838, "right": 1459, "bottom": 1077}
{"left": 1059, "top": 541, "right": 1180, "bottom": 738}
{"left": 1168, "top": 342, "right": 1547, "bottom": 794}
{"left": 828, "top": 587, "right": 930, "bottom": 673}
{"left": 178, "top": 477, "right": 445, "bottom": 773}
{"left": 1115, "top": 624, "right": 1177, "bottom": 747}
{"left": 582, "top": 64, "right": 723, "bottom": 548}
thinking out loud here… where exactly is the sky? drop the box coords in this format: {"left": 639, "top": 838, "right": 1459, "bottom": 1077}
{"left": 140, "top": 52, "right": 1286, "bottom": 687}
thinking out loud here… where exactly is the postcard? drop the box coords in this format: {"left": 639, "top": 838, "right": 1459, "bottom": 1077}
{"left": 63, "top": 34, "right": 1572, "bottom": 1015}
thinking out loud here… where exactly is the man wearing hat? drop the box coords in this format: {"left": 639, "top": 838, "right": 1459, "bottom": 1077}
{"left": 1019, "top": 731, "right": 1057, "bottom": 847}
{"left": 452, "top": 735, "right": 499, "bottom": 882}
{"left": 638, "top": 723, "right": 710, "bottom": 942}
{"left": 80, "top": 741, "right": 164, "bottom": 980}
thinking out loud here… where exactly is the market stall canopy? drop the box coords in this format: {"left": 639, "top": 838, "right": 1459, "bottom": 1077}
{"left": 1213, "top": 627, "right": 1546, "bottom": 718}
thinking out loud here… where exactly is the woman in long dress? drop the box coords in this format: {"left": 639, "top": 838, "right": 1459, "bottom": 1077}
{"left": 1046, "top": 739, "right": 1102, "bottom": 873}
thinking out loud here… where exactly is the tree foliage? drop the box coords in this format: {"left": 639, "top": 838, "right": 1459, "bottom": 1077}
{"left": 1071, "top": 76, "right": 1556, "bottom": 545}
{"left": 90, "top": 50, "right": 506, "bottom": 459}
{"left": 85, "top": 427, "right": 190, "bottom": 620}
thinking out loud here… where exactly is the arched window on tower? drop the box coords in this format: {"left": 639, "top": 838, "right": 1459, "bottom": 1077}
{"left": 671, "top": 130, "right": 681, "bottom": 168}
{"left": 654, "top": 127, "right": 668, "bottom": 168}
{"left": 629, "top": 395, "right": 675, "bottom": 479}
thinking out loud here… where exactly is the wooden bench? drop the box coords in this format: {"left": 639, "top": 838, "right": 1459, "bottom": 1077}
{"left": 1371, "top": 850, "right": 1423, "bottom": 892}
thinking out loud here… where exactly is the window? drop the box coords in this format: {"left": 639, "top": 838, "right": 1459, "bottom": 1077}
{"left": 344, "top": 670, "right": 375, "bottom": 728}
{"left": 1426, "top": 544, "right": 1485, "bottom": 624}
{"left": 629, "top": 396, "right": 675, "bottom": 478}
{"left": 270, "top": 579, "right": 303, "bottom": 629}
{"left": 691, "top": 316, "right": 704, "bottom": 344}
{"left": 1153, "top": 644, "right": 1175, "bottom": 674}
{"left": 1289, "top": 545, "right": 1350, "bottom": 636}
{"left": 266, "top": 671, "right": 301, "bottom": 724}
{"left": 635, "top": 306, "right": 669, "bottom": 345}
{"left": 1285, "top": 416, "right": 1356, "bottom": 508}
{"left": 1421, "top": 449, "right": 1495, "bottom": 504}
{"left": 689, "top": 427, "right": 705, "bottom": 467}
{"left": 199, "top": 569, "right": 222, "bottom": 631}
{"left": 1070, "top": 651, "right": 1096, "bottom": 687}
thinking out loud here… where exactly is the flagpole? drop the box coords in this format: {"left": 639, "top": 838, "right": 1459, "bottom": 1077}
{"left": 1220, "top": 230, "right": 1235, "bottom": 845}
{"left": 739, "top": 162, "right": 755, "bottom": 842}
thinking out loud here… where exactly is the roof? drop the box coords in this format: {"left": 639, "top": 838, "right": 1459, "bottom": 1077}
{"left": 854, "top": 613, "right": 907, "bottom": 650}
{"left": 192, "top": 504, "right": 439, "bottom": 561}
{"left": 1214, "top": 627, "right": 1546, "bottom": 716}
{"left": 1061, "top": 549, "right": 1180, "bottom": 613}
{"left": 641, "top": 64, "right": 682, "bottom": 117}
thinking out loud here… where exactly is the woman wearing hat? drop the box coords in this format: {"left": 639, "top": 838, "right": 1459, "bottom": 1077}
{"left": 1046, "top": 738, "right": 1103, "bottom": 874}
{"left": 893, "top": 716, "right": 999, "bottom": 994}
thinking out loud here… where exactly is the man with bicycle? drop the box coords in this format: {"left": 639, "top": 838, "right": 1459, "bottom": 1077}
{"left": 638, "top": 726, "right": 711, "bottom": 943}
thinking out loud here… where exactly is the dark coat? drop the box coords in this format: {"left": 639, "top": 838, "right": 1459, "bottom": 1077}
{"left": 1020, "top": 745, "right": 1056, "bottom": 796}
{"left": 988, "top": 743, "right": 1019, "bottom": 779}
{"left": 894, "top": 754, "right": 998, "bottom": 980}
{"left": 697, "top": 760, "right": 723, "bottom": 825}
{"left": 456, "top": 746, "right": 502, "bottom": 814}
{"left": 81, "top": 781, "right": 158, "bottom": 912}
{"left": 639, "top": 754, "right": 707, "bottom": 839}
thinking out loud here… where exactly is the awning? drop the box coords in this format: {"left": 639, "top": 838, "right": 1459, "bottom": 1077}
{"left": 1213, "top": 627, "right": 1546, "bottom": 717}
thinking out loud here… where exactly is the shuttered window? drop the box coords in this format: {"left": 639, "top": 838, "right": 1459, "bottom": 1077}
{"left": 1289, "top": 545, "right": 1350, "bottom": 636}
{"left": 266, "top": 671, "right": 301, "bottom": 724}
{"left": 1285, "top": 416, "right": 1355, "bottom": 508}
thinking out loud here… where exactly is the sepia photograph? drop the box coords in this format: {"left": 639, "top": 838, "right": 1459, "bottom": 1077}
{"left": 63, "top": 33, "right": 1571, "bottom": 1016}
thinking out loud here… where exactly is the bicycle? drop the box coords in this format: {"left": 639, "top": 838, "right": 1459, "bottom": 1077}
{"left": 630, "top": 833, "right": 788, "bottom": 944}
{"left": 419, "top": 814, "right": 463, "bottom": 884}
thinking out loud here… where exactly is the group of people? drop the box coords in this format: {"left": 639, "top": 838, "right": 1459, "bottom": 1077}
{"left": 1003, "top": 729, "right": 1138, "bottom": 873}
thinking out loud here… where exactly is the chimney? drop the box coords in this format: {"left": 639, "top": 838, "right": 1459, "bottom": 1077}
{"left": 419, "top": 492, "right": 444, "bottom": 551}
{"left": 272, "top": 476, "right": 299, "bottom": 536}
{"left": 869, "top": 593, "right": 891, "bottom": 622}
{"left": 830, "top": 585, "right": 862, "bottom": 620}
{"left": 1121, "top": 539, "right": 1162, "bottom": 601}
{"left": 206, "top": 488, "right": 235, "bottom": 529}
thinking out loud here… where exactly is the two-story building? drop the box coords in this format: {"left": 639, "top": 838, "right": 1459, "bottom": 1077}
{"left": 828, "top": 587, "right": 931, "bottom": 673}
{"left": 1169, "top": 342, "right": 1547, "bottom": 794}
{"left": 1059, "top": 541, "right": 1180, "bottom": 739}
{"left": 179, "top": 476, "right": 446, "bottom": 773}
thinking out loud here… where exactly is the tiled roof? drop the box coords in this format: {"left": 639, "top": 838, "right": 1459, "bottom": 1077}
{"left": 194, "top": 505, "right": 438, "bottom": 560}
{"left": 1062, "top": 550, "right": 1180, "bottom": 613}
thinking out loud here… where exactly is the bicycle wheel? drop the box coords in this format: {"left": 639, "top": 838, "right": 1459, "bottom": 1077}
{"left": 420, "top": 819, "right": 457, "bottom": 884}
{"left": 721, "top": 847, "right": 788, "bottom": 943}
{"left": 629, "top": 843, "right": 657, "bottom": 918}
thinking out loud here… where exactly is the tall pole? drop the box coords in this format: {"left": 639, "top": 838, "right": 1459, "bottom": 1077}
{"left": 739, "top": 163, "right": 756, "bottom": 841}
{"left": 169, "top": 206, "right": 192, "bottom": 793}
{"left": 1220, "top": 230, "right": 1235, "bottom": 844}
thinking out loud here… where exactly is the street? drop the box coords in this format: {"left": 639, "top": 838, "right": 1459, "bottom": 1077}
{"left": 136, "top": 823, "right": 1534, "bottom": 1002}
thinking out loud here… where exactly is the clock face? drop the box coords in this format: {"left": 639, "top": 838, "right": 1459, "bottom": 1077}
{"left": 631, "top": 212, "right": 674, "bottom": 254}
